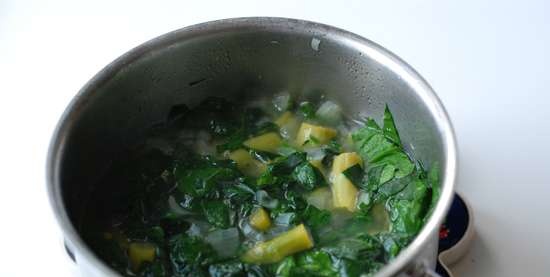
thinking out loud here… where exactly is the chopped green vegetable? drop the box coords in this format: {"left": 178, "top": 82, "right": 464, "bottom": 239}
{"left": 341, "top": 164, "right": 364, "bottom": 187}
{"left": 169, "top": 235, "right": 216, "bottom": 276}
{"left": 294, "top": 250, "right": 336, "bottom": 276}
{"left": 175, "top": 162, "right": 238, "bottom": 197}
{"left": 84, "top": 95, "right": 440, "bottom": 277}
{"left": 202, "top": 201, "right": 231, "bottom": 229}
{"left": 291, "top": 162, "right": 326, "bottom": 190}
{"left": 382, "top": 105, "right": 402, "bottom": 146}
{"left": 208, "top": 260, "right": 244, "bottom": 277}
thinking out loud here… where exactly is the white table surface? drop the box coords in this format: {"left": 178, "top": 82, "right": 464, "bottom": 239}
{"left": 1, "top": 0, "right": 549, "bottom": 276}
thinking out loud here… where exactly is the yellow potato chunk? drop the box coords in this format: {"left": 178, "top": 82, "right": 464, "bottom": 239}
{"left": 330, "top": 152, "right": 362, "bottom": 212}
{"left": 249, "top": 207, "right": 272, "bottom": 231}
{"left": 244, "top": 132, "right": 282, "bottom": 153}
{"left": 229, "top": 149, "right": 266, "bottom": 177}
{"left": 331, "top": 152, "right": 363, "bottom": 175}
{"left": 295, "top": 123, "right": 337, "bottom": 146}
{"left": 275, "top": 111, "right": 301, "bottom": 140}
{"left": 128, "top": 242, "right": 156, "bottom": 272}
{"left": 241, "top": 224, "right": 314, "bottom": 264}
{"left": 274, "top": 111, "right": 293, "bottom": 127}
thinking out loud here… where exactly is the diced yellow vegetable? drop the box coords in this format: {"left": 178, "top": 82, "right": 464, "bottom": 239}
{"left": 244, "top": 132, "right": 282, "bottom": 153}
{"left": 275, "top": 111, "right": 293, "bottom": 127}
{"left": 249, "top": 207, "right": 272, "bottom": 231}
{"left": 241, "top": 224, "right": 314, "bottom": 264}
{"left": 331, "top": 152, "right": 363, "bottom": 175}
{"left": 305, "top": 187, "right": 333, "bottom": 210}
{"left": 331, "top": 175, "right": 359, "bottom": 212}
{"left": 229, "top": 149, "right": 266, "bottom": 177}
{"left": 275, "top": 112, "right": 301, "bottom": 140}
{"left": 128, "top": 242, "right": 156, "bottom": 272}
{"left": 330, "top": 152, "right": 362, "bottom": 212}
{"left": 295, "top": 123, "right": 337, "bottom": 146}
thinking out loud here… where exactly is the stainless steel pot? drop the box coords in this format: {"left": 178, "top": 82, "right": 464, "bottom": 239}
{"left": 47, "top": 17, "right": 457, "bottom": 277}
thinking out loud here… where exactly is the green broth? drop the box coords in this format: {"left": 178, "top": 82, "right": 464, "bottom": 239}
{"left": 83, "top": 93, "right": 439, "bottom": 277}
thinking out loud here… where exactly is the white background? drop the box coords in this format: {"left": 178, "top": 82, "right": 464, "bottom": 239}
{"left": 1, "top": 0, "right": 549, "bottom": 276}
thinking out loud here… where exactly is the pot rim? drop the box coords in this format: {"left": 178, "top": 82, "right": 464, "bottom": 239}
{"left": 47, "top": 17, "right": 457, "bottom": 277}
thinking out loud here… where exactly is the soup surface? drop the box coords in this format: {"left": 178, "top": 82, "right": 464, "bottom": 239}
{"left": 83, "top": 93, "right": 439, "bottom": 277}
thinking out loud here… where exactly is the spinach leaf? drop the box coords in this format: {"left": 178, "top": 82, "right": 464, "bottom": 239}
{"left": 126, "top": 225, "right": 165, "bottom": 244}
{"left": 322, "top": 234, "right": 384, "bottom": 261}
{"left": 382, "top": 105, "right": 402, "bottom": 146}
{"left": 301, "top": 205, "right": 331, "bottom": 238}
{"left": 223, "top": 181, "right": 256, "bottom": 204}
{"left": 174, "top": 167, "right": 235, "bottom": 196}
{"left": 237, "top": 201, "right": 255, "bottom": 220}
{"left": 320, "top": 139, "right": 342, "bottom": 167}
{"left": 326, "top": 139, "right": 342, "bottom": 156}
{"left": 292, "top": 162, "right": 326, "bottom": 190}
{"left": 377, "top": 174, "right": 414, "bottom": 199}
{"left": 145, "top": 226, "right": 165, "bottom": 244}
{"left": 374, "top": 152, "right": 414, "bottom": 179}
{"left": 139, "top": 261, "right": 166, "bottom": 277}
{"left": 341, "top": 164, "right": 364, "bottom": 187}
{"left": 352, "top": 119, "right": 398, "bottom": 163}
{"left": 377, "top": 233, "right": 411, "bottom": 259}
{"left": 244, "top": 264, "right": 271, "bottom": 277}
{"left": 321, "top": 235, "right": 387, "bottom": 276}
{"left": 208, "top": 260, "right": 244, "bottom": 277}
{"left": 176, "top": 97, "right": 239, "bottom": 138}
{"left": 336, "top": 258, "right": 364, "bottom": 277}
{"left": 257, "top": 152, "right": 306, "bottom": 186}
{"left": 273, "top": 257, "right": 296, "bottom": 277}
{"left": 216, "top": 129, "right": 247, "bottom": 153}
{"left": 257, "top": 151, "right": 325, "bottom": 190}
{"left": 169, "top": 234, "right": 216, "bottom": 276}
{"left": 160, "top": 212, "right": 191, "bottom": 238}
{"left": 215, "top": 107, "right": 277, "bottom": 153}
{"left": 386, "top": 179, "right": 429, "bottom": 235}
{"left": 202, "top": 201, "right": 231, "bottom": 229}
{"left": 175, "top": 162, "right": 238, "bottom": 197}
{"left": 350, "top": 107, "right": 435, "bottom": 262}
{"left": 295, "top": 250, "right": 337, "bottom": 276}
{"left": 269, "top": 191, "right": 307, "bottom": 223}
{"left": 352, "top": 118, "right": 414, "bottom": 180}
